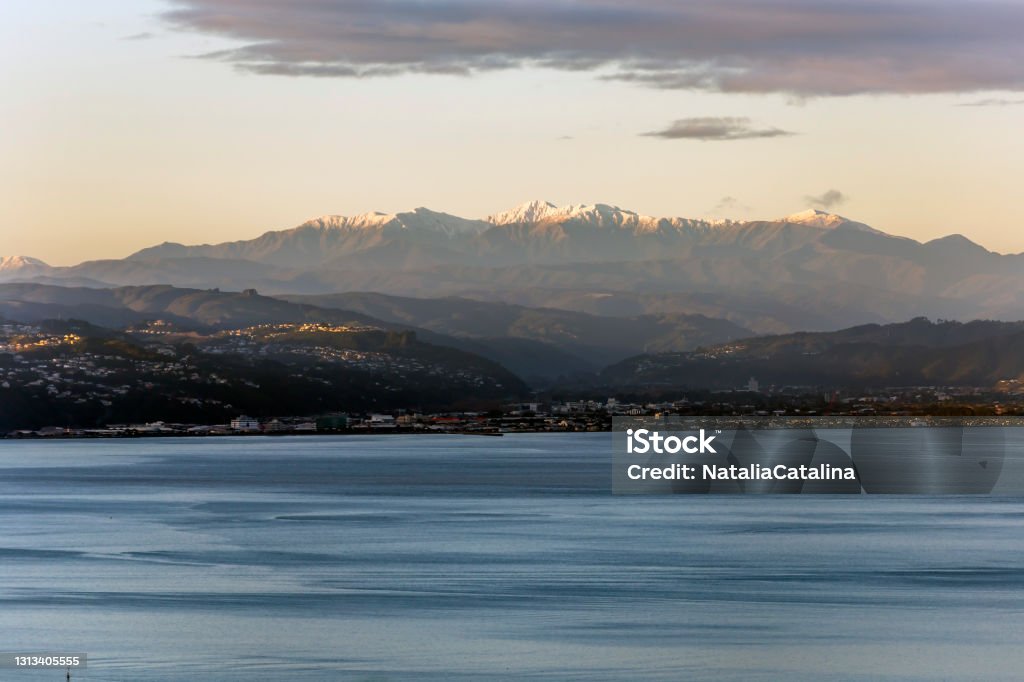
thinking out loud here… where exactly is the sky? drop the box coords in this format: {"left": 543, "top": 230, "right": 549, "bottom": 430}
{"left": 2, "top": 0, "right": 1023, "bottom": 265}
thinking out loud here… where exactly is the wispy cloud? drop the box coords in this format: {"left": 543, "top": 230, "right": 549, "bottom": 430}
{"left": 957, "top": 98, "right": 1024, "bottom": 107}
{"left": 712, "top": 196, "right": 751, "bottom": 213}
{"left": 805, "top": 189, "right": 848, "bottom": 210}
{"left": 642, "top": 117, "right": 794, "bottom": 141}
{"left": 122, "top": 32, "right": 155, "bottom": 41}
{"left": 163, "top": 0, "right": 1024, "bottom": 96}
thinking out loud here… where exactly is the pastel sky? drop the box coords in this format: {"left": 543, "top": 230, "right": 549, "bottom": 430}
{"left": 2, "top": 0, "right": 1023, "bottom": 265}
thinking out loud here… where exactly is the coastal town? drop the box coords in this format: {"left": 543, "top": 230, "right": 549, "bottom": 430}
{"left": 0, "top": 318, "right": 523, "bottom": 433}
{"left": 4, "top": 319, "right": 1024, "bottom": 438}
{"left": 8, "top": 393, "right": 1024, "bottom": 440}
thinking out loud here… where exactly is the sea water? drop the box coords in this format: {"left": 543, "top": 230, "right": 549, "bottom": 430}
{"left": 1, "top": 434, "right": 1023, "bottom": 680}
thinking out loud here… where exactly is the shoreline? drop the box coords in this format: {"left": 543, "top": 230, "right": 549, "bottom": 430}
{"left": 1, "top": 428, "right": 568, "bottom": 441}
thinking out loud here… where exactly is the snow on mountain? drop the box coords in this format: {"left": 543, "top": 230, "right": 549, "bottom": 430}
{"left": 120, "top": 201, "right": 907, "bottom": 274}
{"left": 780, "top": 209, "right": 851, "bottom": 228}
{"left": 138, "top": 202, "right": 897, "bottom": 268}
{"left": 125, "top": 207, "right": 491, "bottom": 268}
{"left": 486, "top": 200, "right": 562, "bottom": 225}
{"left": 488, "top": 200, "right": 644, "bottom": 226}
{"left": 300, "top": 208, "right": 489, "bottom": 237}
{"left": 488, "top": 202, "right": 898, "bottom": 240}
{"left": 0, "top": 256, "right": 48, "bottom": 272}
{"left": 388, "top": 208, "right": 489, "bottom": 237}
{"left": 13, "top": 205, "right": 908, "bottom": 278}
{"left": 487, "top": 200, "right": 725, "bottom": 235}
{"left": 780, "top": 209, "right": 889, "bottom": 235}
{"left": 490, "top": 200, "right": 656, "bottom": 225}
{"left": 7, "top": 204, "right": 1021, "bottom": 333}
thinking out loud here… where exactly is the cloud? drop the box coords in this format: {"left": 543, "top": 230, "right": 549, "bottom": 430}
{"left": 712, "top": 196, "right": 751, "bottom": 213}
{"left": 805, "top": 189, "right": 848, "bottom": 210}
{"left": 642, "top": 117, "right": 794, "bottom": 141}
{"left": 122, "top": 32, "right": 155, "bottom": 41}
{"left": 957, "top": 98, "right": 1024, "bottom": 107}
{"left": 161, "top": 0, "right": 1024, "bottom": 96}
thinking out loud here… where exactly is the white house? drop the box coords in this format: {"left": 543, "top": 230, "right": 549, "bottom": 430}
{"left": 230, "top": 415, "right": 260, "bottom": 431}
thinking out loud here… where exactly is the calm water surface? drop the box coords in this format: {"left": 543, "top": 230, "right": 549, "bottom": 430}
{"left": 2, "top": 434, "right": 1023, "bottom": 680}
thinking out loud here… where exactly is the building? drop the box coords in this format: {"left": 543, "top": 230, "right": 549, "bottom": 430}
{"left": 367, "top": 414, "right": 397, "bottom": 428}
{"left": 230, "top": 415, "right": 260, "bottom": 432}
{"left": 315, "top": 414, "right": 349, "bottom": 431}
{"left": 262, "top": 419, "right": 288, "bottom": 433}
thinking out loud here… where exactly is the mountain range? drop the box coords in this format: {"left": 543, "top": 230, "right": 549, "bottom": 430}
{"left": 4, "top": 282, "right": 1024, "bottom": 395}
{"left": 600, "top": 318, "right": 1024, "bottom": 390}
{"left": 3, "top": 201, "right": 1024, "bottom": 333}
{"left": 0, "top": 283, "right": 750, "bottom": 384}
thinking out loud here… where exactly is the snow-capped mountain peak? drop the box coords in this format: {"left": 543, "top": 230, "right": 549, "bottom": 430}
{"left": 487, "top": 200, "right": 647, "bottom": 226}
{"left": 781, "top": 209, "right": 850, "bottom": 228}
{"left": 297, "top": 208, "right": 487, "bottom": 237}
{"left": 0, "top": 255, "right": 48, "bottom": 271}
{"left": 297, "top": 213, "right": 394, "bottom": 231}
{"left": 487, "top": 200, "right": 562, "bottom": 225}
{"left": 395, "top": 207, "right": 490, "bottom": 237}
{"left": 780, "top": 209, "right": 890, "bottom": 236}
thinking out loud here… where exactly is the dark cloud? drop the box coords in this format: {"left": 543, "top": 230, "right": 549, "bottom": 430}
{"left": 162, "top": 0, "right": 1024, "bottom": 95}
{"left": 957, "top": 98, "right": 1024, "bottom": 107}
{"left": 642, "top": 118, "right": 794, "bottom": 141}
{"left": 122, "top": 32, "right": 155, "bottom": 41}
{"left": 712, "top": 196, "right": 751, "bottom": 213}
{"left": 805, "top": 189, "right": 848, "bottom": 210}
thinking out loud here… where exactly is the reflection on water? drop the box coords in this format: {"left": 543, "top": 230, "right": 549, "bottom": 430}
{"left": 1, "top": 434, "right": 1023, "bottom": 680}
